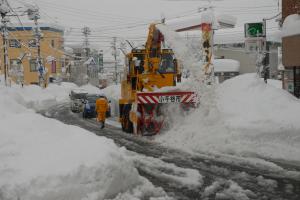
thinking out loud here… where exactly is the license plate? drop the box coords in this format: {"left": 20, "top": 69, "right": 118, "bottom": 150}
{"left": 159, "top": 95, "right": 181, "bottom": 103}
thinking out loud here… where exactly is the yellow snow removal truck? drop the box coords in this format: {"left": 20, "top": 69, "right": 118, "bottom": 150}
{"left": 119, "top": 23, "right": 197, "bottom": 135}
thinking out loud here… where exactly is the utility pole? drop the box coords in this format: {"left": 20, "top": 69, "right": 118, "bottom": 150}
{"left": 111, "top": 37, "right": 118, "bottom": 84}
{"left": 27, "top": 6, "right": 45, "bottom": 87}
{"left": 201, "top": 7, "right": 215, "bottom": 85}
{"left": 261, "top": 13, "right": 281, "bottom": 83}
{"left": 0, "top": 0, "right": 10, "bottom": 86}
{"left": 82, "top": 26, "right": 91, "bottom": 59}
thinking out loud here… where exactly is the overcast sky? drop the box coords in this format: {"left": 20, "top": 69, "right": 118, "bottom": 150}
{"left": 10, "top": 0, "right": 280, "bottom": 55}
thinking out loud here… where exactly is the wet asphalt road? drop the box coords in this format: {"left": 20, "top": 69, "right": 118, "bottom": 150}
{"left": 40, "top": 102, "right": 300, "bottom": 200}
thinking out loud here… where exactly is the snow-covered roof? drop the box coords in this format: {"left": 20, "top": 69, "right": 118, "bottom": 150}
{"left": 166, "top": 11, "right": 236, "bottom": 32}
{"left": 282, "top": 14, "right": 300, "bottom": 38}
{"left": 214, "top": 59, "right": 240, "bottom": 72}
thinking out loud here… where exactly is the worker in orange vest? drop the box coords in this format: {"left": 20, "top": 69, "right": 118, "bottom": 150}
{"left": 95, "top": 96, "right": 109, "bottom": 129}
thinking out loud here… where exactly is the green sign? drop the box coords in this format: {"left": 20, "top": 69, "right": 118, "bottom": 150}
{"left": 244, "top": 22, "right": 265, "bottom": 38}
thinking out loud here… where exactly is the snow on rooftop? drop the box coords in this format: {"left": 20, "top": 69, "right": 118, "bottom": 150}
{"left": 166, "top": 11, "right": 236, "bottom": 32}
{"left": 214, "top": 59, "right": 240, "bottom": 72}
{"left": 282, "top": 14, "right": 300, "bottom": 37}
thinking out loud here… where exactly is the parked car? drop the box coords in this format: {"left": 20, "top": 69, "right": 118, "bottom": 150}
{"left": 82, "top": 94, "right": 98, "bottom": 118}
{"left": 82, "top": 94, "right": 111, "bottom": 118}
{"left": 69, "top": 89, "right": 88, "bottom": 113}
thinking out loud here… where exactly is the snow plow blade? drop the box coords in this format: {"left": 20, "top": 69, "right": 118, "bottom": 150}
{"left": 131, "top": 91, "right": 198, "bottom": 136}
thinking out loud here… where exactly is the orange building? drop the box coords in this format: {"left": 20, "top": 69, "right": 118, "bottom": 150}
{"left": 0, "top": 23, "right": 64, "bottom": 85}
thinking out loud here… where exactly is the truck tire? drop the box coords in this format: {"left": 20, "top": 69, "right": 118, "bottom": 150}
{"left": 122, "top": 104, "right": 133, "bottom": 133}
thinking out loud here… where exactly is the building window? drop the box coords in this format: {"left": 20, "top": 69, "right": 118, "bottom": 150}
{"left": 28, "top": 39, "right": 37, "bottom": 48}
{"left": 30, "top": 59, "right": 38, "bottom": 72}
{"left": 9, "top": 39, "right": 21, "bottom": 48}
{"left": 51, "top": 40, "right": 55, "bottom": 48}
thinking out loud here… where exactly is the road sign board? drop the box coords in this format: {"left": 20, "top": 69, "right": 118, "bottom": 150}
{"left": 244, "top": 22, "right": 266, "bottom": 38}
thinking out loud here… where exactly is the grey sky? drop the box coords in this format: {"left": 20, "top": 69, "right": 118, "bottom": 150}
{"left": 10, "top": 0, "right": 280, "bottom": 54}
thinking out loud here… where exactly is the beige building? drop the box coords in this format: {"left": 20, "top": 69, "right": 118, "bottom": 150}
{"left": 0, "top": 23, "right": 64, "bottom": 85}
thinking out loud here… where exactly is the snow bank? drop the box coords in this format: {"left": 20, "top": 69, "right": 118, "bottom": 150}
{"left": 78, "top": 83, "right": 120, "bottom": 100}
{"left": 157, "top": 73, "right": 300, "bottom": 162}
{"left": 282, "top": 14, "right": 300, "bottom": 37}
{"left": 79, "top": 83, "right": 102, "bottom": 94}
{"left": 0, "top": 83, "right": 169, "bottom": 199}
{"left": 1, "top": 82, "right": 76, "bottom": 111}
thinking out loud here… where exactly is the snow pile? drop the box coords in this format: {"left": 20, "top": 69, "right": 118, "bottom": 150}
{"left": 78, "top": 83, "right": 121, "bottom": 100}
{"left": 79, "top": 83, "right": 102, "bottom": 94}
{"left": 0, "top": 84, "right": 169, "bottom": 200}
{"left": 158, "top": 73, "right": 300, "bottom": 162}
{"left": 267, "top": 79, "right": 282, "bottom": 89}
{"left": 2, "top": 82, "right": 76, "bottom": 111}
{"left": 282, "top": 14, "right": 300, "bottom": 37}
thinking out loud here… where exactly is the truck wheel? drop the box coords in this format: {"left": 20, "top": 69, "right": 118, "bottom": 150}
{"left": 122, "top": 104, "right": 133, "bottom": 133}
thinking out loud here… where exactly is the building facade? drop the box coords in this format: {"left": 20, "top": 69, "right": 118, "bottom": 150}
{"left": 0, "top": 23, "right": 64, "bottom": 85}
{"left": 282, "top": 0, "right": 300, "bottom": 97}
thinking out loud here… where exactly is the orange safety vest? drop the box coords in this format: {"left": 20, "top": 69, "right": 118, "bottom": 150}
{"left": 95, "top": 98, "right": 108, "bottom": 122}
{"left": 95, "top": 98, "right": 108, "bottom": 113}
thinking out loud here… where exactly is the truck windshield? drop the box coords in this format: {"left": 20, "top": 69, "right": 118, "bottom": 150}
{"left": 159, "top": 54, "right": 175, "bottom": 73}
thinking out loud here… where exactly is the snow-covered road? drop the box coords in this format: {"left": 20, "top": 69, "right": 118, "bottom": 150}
{"left": 42, "top": 102, "right": 300, "bottom": 200}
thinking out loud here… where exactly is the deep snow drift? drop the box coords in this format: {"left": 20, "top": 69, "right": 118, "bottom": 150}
{"left": 0, "top": 81, "right": 170, "bottom": 200}
{"left": 157, "top": 74, "right": 300, "bottom": 163}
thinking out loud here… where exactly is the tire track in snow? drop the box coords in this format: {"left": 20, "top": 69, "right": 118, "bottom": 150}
{"left": 40, "top": 103, "right": 300, "bottom": 200}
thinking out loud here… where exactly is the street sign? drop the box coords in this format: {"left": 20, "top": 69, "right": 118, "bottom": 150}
{"left": 244, "top": 22, "right": 266, "bottom": 38}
